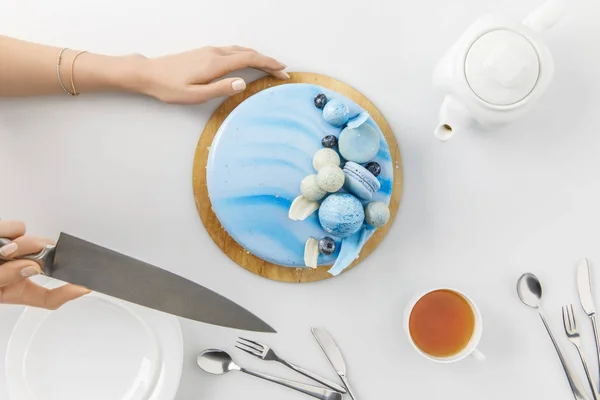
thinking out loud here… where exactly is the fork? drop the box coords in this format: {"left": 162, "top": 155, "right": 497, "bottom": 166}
{"left": 563, "top": 304, "right": 600, "bottom": 400}
{"left": 236, "top": 337, "right": 347, "bottom": 394}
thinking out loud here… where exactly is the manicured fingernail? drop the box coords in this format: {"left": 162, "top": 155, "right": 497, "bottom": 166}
{"left": 232, "top": 79, "right": 246, "bottom": 93}
{"left": 279, "top": 62, "right": 287, "bottom": 68}
{"left": 0, "top": 242, "right": 18, "bottom": 257}
{"left": 72, "top": 285, "right": 92, "bottom": 296}
{"left": 280, "top": 70, "right": 290, "bottom": 79}
{"left": 20, "top": 265, "right": 41, "bottom": 278}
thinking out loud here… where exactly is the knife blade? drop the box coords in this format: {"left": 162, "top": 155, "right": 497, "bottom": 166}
{"left": 577, "top": 258, "right": 600, "bottom": 390}
{"left": 578, "top": 258, "right": 596, "bottom": 316}
{"left": 0, "top": 233, "right": 275, "bottom": 333}
{"left": 311, "top": 327, "right": 357, "bottom": 400}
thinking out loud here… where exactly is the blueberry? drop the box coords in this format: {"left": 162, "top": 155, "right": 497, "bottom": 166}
{"left": 321, "top": 135, "right": 338, "bottom": 148}
{"left": 365, "top": 161, "right": 381, "bottom": 177}
{"left": 318, "top": 237, "right": 336, "bottom": 255}
{"left": 314, "top": 93, "right": 327, "bottom": 109}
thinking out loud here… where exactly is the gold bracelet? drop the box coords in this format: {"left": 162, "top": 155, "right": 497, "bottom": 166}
{"left": 69, "top": 50, "right": 87, "bottom": 96}
{"left": 56, "top": 48, "right": 75, "bottom": 96}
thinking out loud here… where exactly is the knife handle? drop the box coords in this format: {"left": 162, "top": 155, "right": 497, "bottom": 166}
{"left": 0, "top": 237, "right": 56, "bottom": 275}
{"left": 591, "top": 315, "right": 600, "bottom": 390}
{"left": 278, "top": 358, "right": 347, "bottom": 394}
{"left": 240, "top": 367, "right": 342, "bottom": 400}
{"left": 340, "top": 375, "right": 358, "bottom": 400}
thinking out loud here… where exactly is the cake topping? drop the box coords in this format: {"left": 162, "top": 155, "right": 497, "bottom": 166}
{"left": 365, "top": 161, "right": 381, "bottom": 177}
{"left": 365, "top": 201, "right": 390, "bottom": 228}
{"left": 338, "top": 124, "right": 380, "bottom": 163}
{"left": 346, "top": 111, "right": 371, "bottom": 129}
{"left": 314, "top": 93, "right": 327, "bottom": 109}
{"left": 300, "top": 174, "right": 327, "bottom": 201}
{"left": 343, "top": 162, "right": 381, "bottom": 201}
{"left": 321, "top": 134, "right": 338, "bottom": 149}
{"left": 317, "top": 164, "right": 345, "bottom": 193}
{"left": 304, "top": 237, "right": 319, "bottom": 269}
{"left": 327, "top": 227, "right": 371, "bottom": 276}
{"left": 289, "top": 195, "right": 320, "bottom": 221}
{"left": 318, "top": 193, "right": 365, "bottom": 238}
{"left": 318, "top": 237, "right": 336, "bottom": 256}
{"left": 312, "top": 148, "right": 341, "bottom": 171}
{"left": 323, "top": 99, "right": 351, "bottom": 127}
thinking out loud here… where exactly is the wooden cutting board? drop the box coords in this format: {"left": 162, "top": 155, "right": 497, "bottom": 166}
{"left": 192, "top": 72, "right": 403, "bottom": 283}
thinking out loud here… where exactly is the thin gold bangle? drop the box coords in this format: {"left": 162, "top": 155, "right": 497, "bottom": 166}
{"left": 57, "top": 48, "right": 75, "bottom": 96}
{"left": 69, "top": 50, "right": 87, "bottom": 96}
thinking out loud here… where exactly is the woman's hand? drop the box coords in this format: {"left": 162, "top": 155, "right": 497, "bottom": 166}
{"left": 137, "top": 45, "right": 289, "bottom": 104}
{"left": 0, "top": 220, "right": 90, "bottom": 309}
{"left": 0, "top": 36, "right": 289, "bottom": 102}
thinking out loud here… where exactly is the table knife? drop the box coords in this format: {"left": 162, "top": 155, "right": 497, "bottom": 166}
{"left": 578, "top": 258, "right": 600, "bottom": 388}
{"left": 0, "top": 233, "right": 275, "bottom": 333}
{"left": 311, "top": 327, "right": 357, "bottom": 400}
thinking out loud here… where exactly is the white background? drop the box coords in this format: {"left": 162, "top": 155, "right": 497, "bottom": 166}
{"left": 0, "top": 0, "right": 599, "bottom": 399}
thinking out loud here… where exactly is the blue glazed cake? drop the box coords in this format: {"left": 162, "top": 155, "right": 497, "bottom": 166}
{"left": 206, "top": 83, "right": 393, "bottom": 276}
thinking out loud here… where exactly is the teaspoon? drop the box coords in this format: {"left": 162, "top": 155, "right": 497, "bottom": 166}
{"left": 197, "top": 349, "right": 342, "bottom": 400}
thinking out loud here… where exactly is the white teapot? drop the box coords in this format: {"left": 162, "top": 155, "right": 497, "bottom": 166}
{"left": 433, "top": 0, "right": 567, "bottom": 141}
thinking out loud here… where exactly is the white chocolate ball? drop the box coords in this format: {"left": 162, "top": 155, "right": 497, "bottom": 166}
{"left": 312, "top": 148, "right": 340, "bottom": 171}
{"left": 317, "top": 165, "right": 345, "bottom": 193}
{"left": 301, "top": 174, "right": 327, "bottom": 201}
{"left": 364, "top": 201, "right": 390, "bottom": 227}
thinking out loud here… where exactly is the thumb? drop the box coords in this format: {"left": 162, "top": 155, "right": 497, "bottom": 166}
{"left": 43, "top": 284, "right": 91, "bottom": 310}
{"left": 189, "top": 78, "right": 246, "bottom": 103}
{"left": 0, "top": 259, "right": 41, "bottom": 287}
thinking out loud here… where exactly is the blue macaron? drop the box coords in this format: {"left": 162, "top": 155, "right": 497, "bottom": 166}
{"left": 343, "top": 161, "right": 381, "bottom": 201}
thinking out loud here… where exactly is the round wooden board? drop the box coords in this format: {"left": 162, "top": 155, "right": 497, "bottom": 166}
{"left": 192, "top": 72, "right": 403, "bottom": 283}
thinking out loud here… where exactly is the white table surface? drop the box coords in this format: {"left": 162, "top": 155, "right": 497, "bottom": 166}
{"left": 1, "top": 0, "right": 599, "bottom": 399}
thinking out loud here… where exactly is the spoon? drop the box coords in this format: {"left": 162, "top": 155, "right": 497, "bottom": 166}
{"left": 197, "top": 349, "right": 342, "bottom": 400}
{"left": 517, "top": 273, "right": 590, "bottom": 400}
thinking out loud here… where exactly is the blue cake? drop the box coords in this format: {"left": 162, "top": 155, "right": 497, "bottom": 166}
{"left": 206, "top": 83, "right": 393, "bottom": 276}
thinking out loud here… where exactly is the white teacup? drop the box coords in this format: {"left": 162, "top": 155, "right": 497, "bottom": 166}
{"left": 404, "top": 288, "right": 485, "bottom": 363}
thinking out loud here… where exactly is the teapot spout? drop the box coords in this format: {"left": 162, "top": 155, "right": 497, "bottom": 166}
{"left": 434, "top": 124, "right": 454, "bottom": 142}
{"left": 523, "top": 0, "right": 567, "bottom": 32}
{"left": 434, "top": 97, "right": 472, "bottom": 142}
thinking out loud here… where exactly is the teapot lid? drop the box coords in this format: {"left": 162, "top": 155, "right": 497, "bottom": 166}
{"left": 465, "top": 29, "right": 540, "bottom": 106}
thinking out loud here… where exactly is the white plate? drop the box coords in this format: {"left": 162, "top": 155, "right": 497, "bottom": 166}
{"left": 5, "top": 279, "right": 183, "bottom": 400}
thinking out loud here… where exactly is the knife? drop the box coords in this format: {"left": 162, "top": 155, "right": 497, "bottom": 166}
{"left": 0, "top": 233, "right": 275, "bottom": 333}
{"left": 311, "top": 327, "right": 357, "bottom": 400}
{"left": 578, "top": 258, "right": 600, "bottom": 388}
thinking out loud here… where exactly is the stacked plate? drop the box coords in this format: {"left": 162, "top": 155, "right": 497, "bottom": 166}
{"left": 4, "top": 279, "right": 183, "bottom": 400}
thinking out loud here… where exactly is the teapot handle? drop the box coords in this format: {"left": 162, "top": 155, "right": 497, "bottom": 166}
{"left": 523, "top": 0, "right": 567, "bottom": 32}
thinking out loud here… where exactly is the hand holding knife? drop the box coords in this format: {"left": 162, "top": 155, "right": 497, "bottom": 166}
{"left": 1, "top": 231, "right": 275, "bottom": 333}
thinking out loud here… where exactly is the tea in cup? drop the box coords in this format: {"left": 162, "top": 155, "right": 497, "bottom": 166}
{"left": 404, "top": 288, "right": 484, "bottom": 362}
